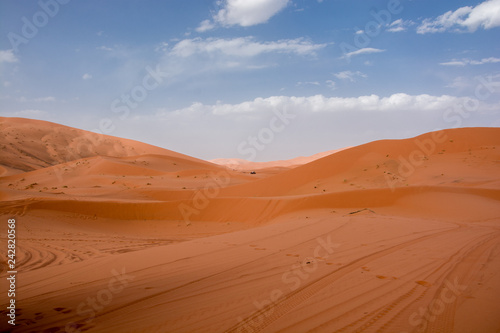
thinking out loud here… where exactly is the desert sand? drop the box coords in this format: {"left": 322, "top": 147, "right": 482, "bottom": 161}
{"left": 1, "top": 117, "right": 499, "bottom": 333}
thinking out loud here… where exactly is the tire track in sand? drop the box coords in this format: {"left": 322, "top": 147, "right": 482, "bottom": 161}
{"left": 223, "top": 227, "right": 465, "bottom": 333}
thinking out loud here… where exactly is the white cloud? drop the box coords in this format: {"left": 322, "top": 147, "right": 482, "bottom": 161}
{"left": 213, "top": 0, "right": 290, "bottom": 27}
{"left": 440, "top": 57, "right": 500, "bottom": 66}
{"left": 196, "top": 19, "right": 216, "bottom": 32}
{"left": 463, "top": 0, "right": 500, "bottom": 30}
{"left": 469, "top": 57, "right": 500, "bottom": 65}
{"left": 161, "top": 37, "right": 326, "bottom": 75}
{"left": 0, "top": 49, "right": 18, "bottom": 63}
{"left": 333, "top": 70, "right": 367, "bottom": 82}
{"left": 440, "top": 60, "right": 468, "bottom": 67}
{"left": 82, "top": 73, "right": 92, "bottom": 80}
{"left": 160, "top": 93, "right": 486, "bottom": 116}
{"left": 197, "top": 0, "right": 290, "bottom": 31}
{"left": 296, "top": 81, "right": 320, "bottom": 86}
{"left": 34, "top": 96, "right": 56, "bottom": 102}
{"left": 169, "top": 37, "right": 326, "bottom": 58}
{"left": 387, "top": 19, "right": 414, "bottom": 32}
{"left": 343, "top": 47, "right": 385, "bottom": 59}
{"left": 417, "top": 0, "right": 500, "bottom": 34}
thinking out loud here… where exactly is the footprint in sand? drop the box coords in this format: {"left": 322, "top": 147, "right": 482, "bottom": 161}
{"left": 54, "top": 307, "right": 72, "bottom": 314}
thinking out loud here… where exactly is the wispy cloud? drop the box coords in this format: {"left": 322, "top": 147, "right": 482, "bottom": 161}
{"left": 446, "top": 76, "right": 471, "bottom": 90}
{"left": 169, "top": 37, "right": 327, "bottom": 58}
{"left": 343, "top": 47, "right": 385, "bottom": 59}
{"left": 0, "top": 109, "right": 49, "bottom": 117}
{"left": 296, "top": 81, "right": 320, "bottom": 86}
{"left": 196, "top": 19, "right": 216, "bottom": 32}
{"left": 325, "top": 80, "right": 337, "bottom": 90}
{"left": 354, "top": 19, "right": 414, "bottom": 35}
{"left": 333, "top": 70, "right": 367, "bottom": 82}
{"left": 0, "top": 49, "right": 18, "bottom": 63}
{"left": 445, "top": 74, "right": 500, "bottom": 94}
{"left": 97, "top": 45, "right": 113, "bottom": 51}
{"left": 387, "top": 19, "right": 414, "bottom": 32}
{"left": 440, "top": 57, "right": 500, "bottom": 66}
{"left": 417, "top": 0, "right": 500, "bottom": 34}
{"left": 82, "top": 73, "right": 93, "bottom": 80}
{"left": 34, "top": 96, "right": 56, "bottom": 102}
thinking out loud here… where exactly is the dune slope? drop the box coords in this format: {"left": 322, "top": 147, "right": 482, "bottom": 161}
{"left": 0, "top": 117, "right": 214, "bottom": 175}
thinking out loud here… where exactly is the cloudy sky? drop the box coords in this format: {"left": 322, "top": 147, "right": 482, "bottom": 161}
{"left": 1, "top": 0, "right": 499, "bottom": 161}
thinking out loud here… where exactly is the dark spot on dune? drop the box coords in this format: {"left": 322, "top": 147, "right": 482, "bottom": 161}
{"left": 42, "top": 327, "right": 61, "bottom": 333}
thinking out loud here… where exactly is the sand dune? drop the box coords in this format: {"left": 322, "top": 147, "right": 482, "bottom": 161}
{"left": 219, "top": 127, "right": 500, "bottom": 197}
{"left": 0, "top": 117, "right": 213, "bottom": 175}
{"left": 0, "top": 119, "right": 499, "bottom": 333}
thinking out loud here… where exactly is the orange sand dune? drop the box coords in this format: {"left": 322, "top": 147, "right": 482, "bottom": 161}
{"left": 0, "top": 120, "right": 499, "bottom": 333}
{"left": 219, "top": 127, "right": 500, "bottom": 197}
{"left": 0, "top": 117, "right": 212, "bottom": 175}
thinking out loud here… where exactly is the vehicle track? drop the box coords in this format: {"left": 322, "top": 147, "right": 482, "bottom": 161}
{"left": 223, "top": 227, "right": 470, "bottom": 333}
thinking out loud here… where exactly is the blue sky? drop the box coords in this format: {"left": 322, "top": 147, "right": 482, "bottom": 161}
{"left": 1, "top": 0, "right": 499, "bottom": 161}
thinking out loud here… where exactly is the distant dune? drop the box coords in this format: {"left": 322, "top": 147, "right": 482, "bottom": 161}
{"left": 0, "top": 118, "right": 499, "bottom": 333}
{"left": 209, "top": 148, "right": 350, "bottom": 171}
